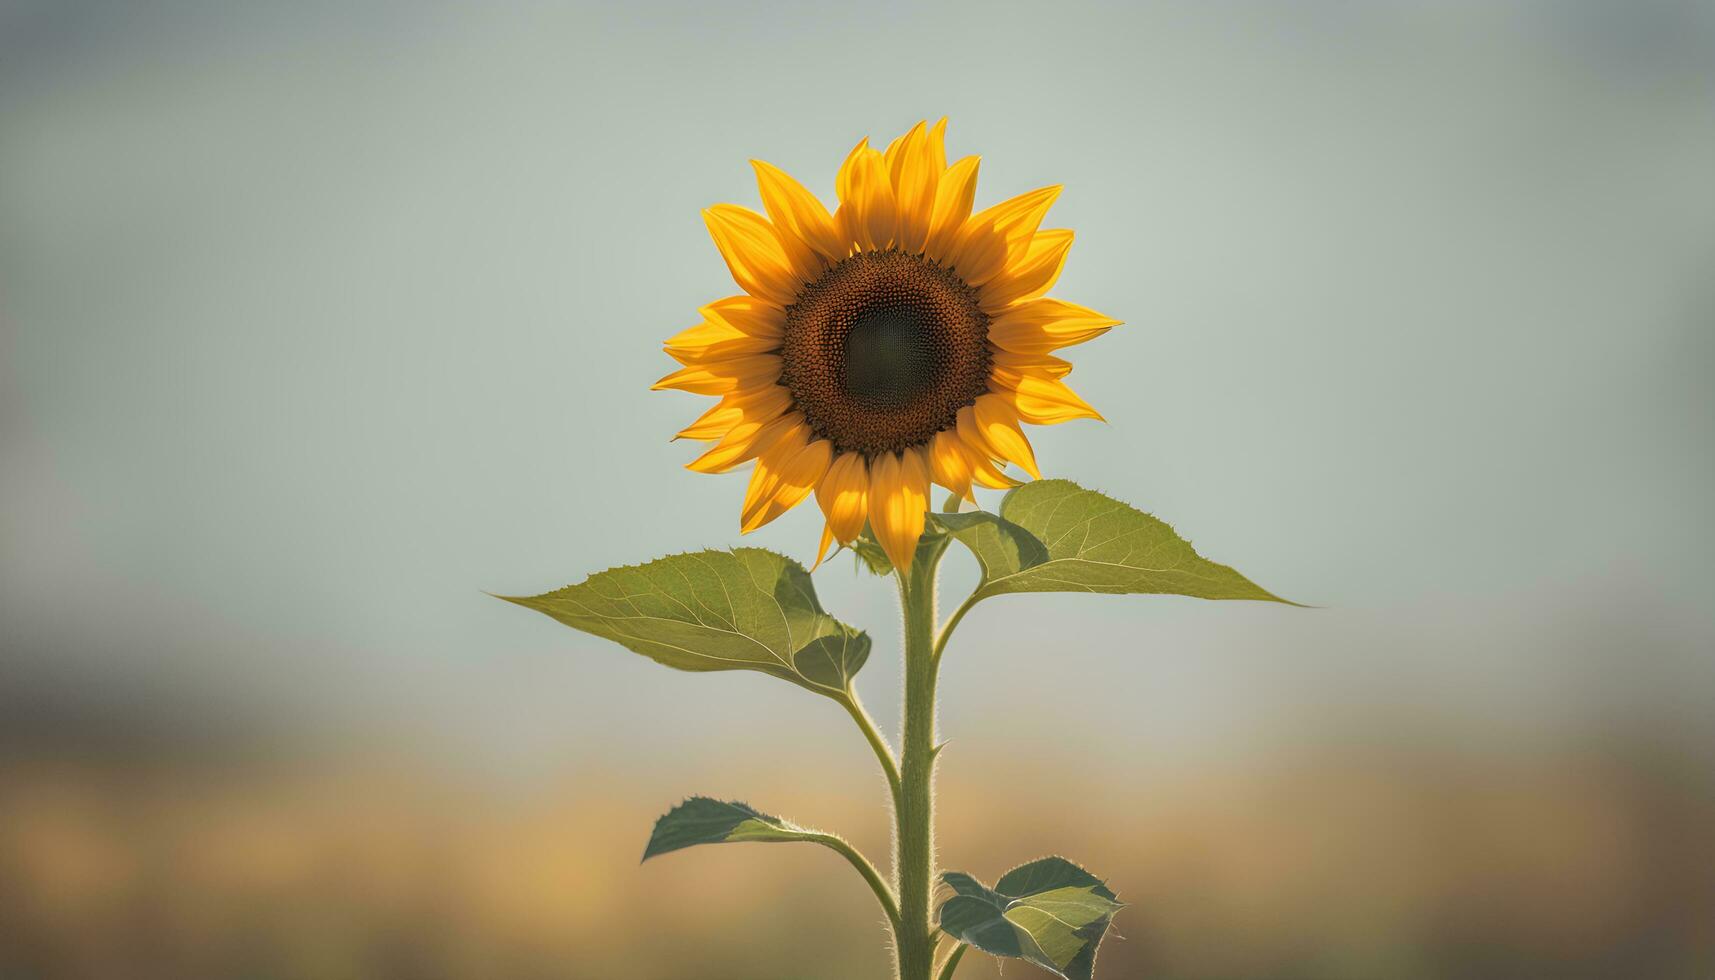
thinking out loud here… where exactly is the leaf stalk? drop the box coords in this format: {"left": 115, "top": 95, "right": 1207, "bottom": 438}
{"left": 840, "top": 689, "right": 902, "bottom": 801}
{"left": 807, "top": 832, "right": 901, "bottom": 933}
{"left": 931, "top": 591, "right": 979, "bottom": 667}
{"left": 934, "top": 942, "right": 969, "bottom": 980}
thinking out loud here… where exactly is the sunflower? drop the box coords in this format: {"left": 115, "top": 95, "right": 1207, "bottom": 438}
{"left": 654, "top": 119, "right": 1119, "bottom": 570}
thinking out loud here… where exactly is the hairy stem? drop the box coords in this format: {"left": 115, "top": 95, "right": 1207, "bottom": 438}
{"left": 895, "top": 536, "right": 949, "bottom": 980}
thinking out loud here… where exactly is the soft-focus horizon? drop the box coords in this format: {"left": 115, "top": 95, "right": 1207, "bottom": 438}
{"left": 2, "top": 2, "right": 1712, "bottom": 978}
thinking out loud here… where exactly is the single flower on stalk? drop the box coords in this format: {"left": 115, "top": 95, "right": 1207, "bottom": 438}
{"left": 513, "top": 117, "right": 1291, "bottom": 980}
{"left": 654, "top": 119, "right": 1120, "bottom": 570}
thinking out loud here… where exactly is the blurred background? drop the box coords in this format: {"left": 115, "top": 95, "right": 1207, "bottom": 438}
{"left": 2, "top": 1, "right": 1712, "bottom": 978}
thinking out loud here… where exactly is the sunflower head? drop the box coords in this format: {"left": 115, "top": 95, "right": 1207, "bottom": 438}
{"left": 655, "top": 120, "right": 1119, "bottom": 570}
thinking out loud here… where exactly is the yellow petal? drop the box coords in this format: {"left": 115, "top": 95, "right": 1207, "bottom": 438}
{"left": 812, "top": 522, "right": 837, "bottom": 570}
{"left": 967, "top": 448, "right": 1022, "bottom": 490}
{"left": 976, "top": 185, "right": 1061, "bottom": 251}
{"left": 700, "top": 295, "right": 785, "bottom": 339}
{"left": 739, "top": 423, "right": 805, "bottom": 515}
{"left": 987, "top": 298, "right": 1118, "bottom": 353}
{"left": 892, "top": 122, "right": 938, "bottom": 254}
{"left": 927, "top": 117, "right": 947, "bottom": 176}
{"left": 676, "top": 401, "right": 744, "bottom": 442}
{"left": 928, "top": 429, "right": 975, "bottom": 502}
{"left": 970, "top": 394, "right": 1041, "bottom": 479}
{"left": 944, "top": 185, "right": 1060, "bottom": 287}
{"left": 753, "top": 159, "right": 844, "bottom": 269}
{"left": 742, "top": 436, "right": 832, "bottom": 533}
{"left": 665, "top": 321, "right": 781, "bottom": 362}
{"left": 990, "top": 349, "right": 1073, "bottom": 379}
{"left": 815, "top": 451, "right": 870, "bottom": 544}
{"left": 673, "top": 385, "right": 792, "bottom": 441}
{"left": 993, "top": 374, "right": 1104, "bottom": 425}
{"left": 703, "top": 205, "right": 802, "bottom": 306}
{"left": 652, "top": 354, "right": 781, "bottom": 395}
{"left": 739, "top": 423, "right": 811, "bottom": 530}
{"left": 923, "top": 156, "right": 979, "bottom": 262}
{"left": 884, "top": 126, "right": 912, "bottom": 190}
{"left": 686, "top": 412, "right": 799, "bottom": 473}
{"left": 730, "top": 382, "right": 795, "bottom": 414}
{"left": 981, "top": 229, "right": 1074, "bottom": 311}
{"left": 666, "top": 320, "right": 746, "bottom": 350}
{"left": 835, "top": 143, "right": 898, "bottom": 253}
{"left": 734, "top": 439, "right": 792, "bottom": 528}
{"left": 835, "top": 138, "right": 868, "bottom": 208}
{"left": 867, "top": 448, "right": 929, "bottom": 571}
{"left": 954, "top": 406, "right": 1023, "bottom": 489}
{"left": 943, "top": 217, "right": 1007, "bottom": 288}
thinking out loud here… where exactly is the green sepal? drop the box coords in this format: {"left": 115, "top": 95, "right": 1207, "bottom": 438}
{"left": 938, "top": 856, "right": 1124, "bottom": 980}
{"left": 501, "top": 548, "right": 870, "bottom": 700}
{"left": 850, "top": 517, "right": 949, "bottom": 577}
{"left": 850, "top": 531, "right": 893, "bottom": 576}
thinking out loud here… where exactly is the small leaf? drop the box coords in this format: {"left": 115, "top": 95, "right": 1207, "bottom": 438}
{"left": 944, "top": 479, "right": 1291, "bottom": 604}
{"left": 642, "top": 797, "right": 822, "bottom": 861}
{"left": 502, "top": 548, "right": 870, "bottom": 700}
{"left": 938, "top": 856, "right": 1124, "bottom": 980}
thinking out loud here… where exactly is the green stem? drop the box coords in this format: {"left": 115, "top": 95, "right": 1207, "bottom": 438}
{"left": 807, "top": 833, "right": 901, "bottom": 933}
{"left": 894, "top": 536, "right": 950, "bottom": 980}
{"left": 934, "top": 943, "right": 969, "bottom": 980}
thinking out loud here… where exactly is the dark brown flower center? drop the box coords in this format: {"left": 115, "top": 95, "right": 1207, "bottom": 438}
{"left": 780, "top": 250, "right": 990, "bottom": 456}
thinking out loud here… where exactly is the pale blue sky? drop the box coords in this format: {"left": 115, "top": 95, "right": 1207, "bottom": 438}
{"left": 3, "top": 0, "right": 1712, "bottom": 778}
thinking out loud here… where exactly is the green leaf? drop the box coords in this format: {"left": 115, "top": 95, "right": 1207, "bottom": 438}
{"left": 642, "top": 797, "right": 823, "bottom": 861}
{"left": 502, "top": 548, "right": 870, "bottom": 700}
{"left": 943, "top": 479, "right": 1291, "bottom": 604}
{"left": 938, "top": 856, "right": 1124, "bottom": 980}
{"left": 642, "top": 797, "right": 903, "bottom": 931}
{"left": 929, "top": 510, "right": 1049, "bottom": 583}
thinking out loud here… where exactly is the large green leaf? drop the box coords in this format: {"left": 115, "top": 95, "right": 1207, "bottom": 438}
{"left": 942, "top": 480, "right": 1291, "bottom": 604}
{"left": 502, "top": 548, "right": 870, "bottom": 699}
{"left": 642, "top": 797, "right": 823, "bottom": 860}
{"left": 939, "top": 857, "right": 1124, "bottom": 980}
